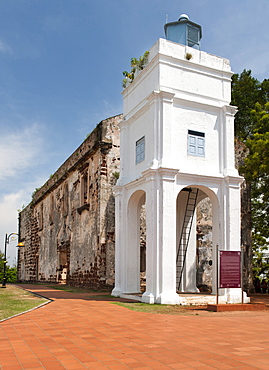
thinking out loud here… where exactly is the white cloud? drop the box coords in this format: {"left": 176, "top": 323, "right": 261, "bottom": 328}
{"left": 0, "top": 190, "right": 26, "bottom": 266}
{"left": 0, "top": 123, "right": 49, "bottom": 265}
{"left": 0, "top": 177, "right": 50, "bottom": 266}
{"left": 0, "top": 124, "right": 44, "bottom": 182}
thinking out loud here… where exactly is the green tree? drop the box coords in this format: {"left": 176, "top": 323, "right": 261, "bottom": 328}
{"left": 232, "top": 70, "right": 269, "bottom": 140}
{"left": 240, "top": 103, "right": 269, "bottom": 279}
{"left": 232, "top": 71, "right": 269, "bottom": 281}
{"left": 260, "top": 79, "right": 269, "bottom": 105}
{"left": 231, "top": 69, "right": 261, "bottom": 140}
{"left": 0, "top": 251, "right": 17, "bottom": 283}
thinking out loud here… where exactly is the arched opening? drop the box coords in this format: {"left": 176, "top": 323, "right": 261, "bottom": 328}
{"left": 196, "top": 197, "right": 213, "bottom": 293}
{"left": 126, "top": 190, "right": 146, "bottom": 293}
{"left": 176, "top": 186, "right": 218, "bottom": 294}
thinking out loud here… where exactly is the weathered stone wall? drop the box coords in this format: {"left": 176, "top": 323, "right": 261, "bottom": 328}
{"left": 196, "top": 197, "right": 213, "bottom": 291}
{"left": 18, "top": 115, "right": 121, "bottom": 289}
{"left": 18, "top": 204, "right": 39, "bottom": 281}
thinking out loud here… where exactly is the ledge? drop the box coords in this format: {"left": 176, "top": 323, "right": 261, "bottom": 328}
{"left": 77, "top": 204, "right": 90, "bottom": 215}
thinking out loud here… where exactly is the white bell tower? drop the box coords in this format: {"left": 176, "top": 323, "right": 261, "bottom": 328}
{"left": 112, "top": 15, "right": 246, "bottom": 304}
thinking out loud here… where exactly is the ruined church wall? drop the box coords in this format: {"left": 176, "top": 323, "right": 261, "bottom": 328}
{"left": 18, "top": 203, "right": 37, "bottom": 281}
{"left": 18, "top": 115, "right": 121, "bottom": 288}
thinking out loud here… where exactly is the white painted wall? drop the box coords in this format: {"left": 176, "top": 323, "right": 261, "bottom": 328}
{"left": 120, "top": 39, "right": 237, "bottom": 186}
{"left": 113, "top": 37, "right": 246, "bottom": 304}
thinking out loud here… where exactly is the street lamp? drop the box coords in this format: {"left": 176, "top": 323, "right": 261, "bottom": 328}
{"left": 1, "top": 233, "right": 25, "bottom": 288}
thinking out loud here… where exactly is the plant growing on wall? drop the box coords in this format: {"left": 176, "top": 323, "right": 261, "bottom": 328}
{"left": 112, "top": 171, "right": 120, "bottom": 179}
{"left": 31, "top": 187, "right": 41, "bottom": 199}
{"left": 122, "top": 51, "right": 149, "bottom": 88}
{"left": 185, "top": 52, "right": 193, "bottom": 60}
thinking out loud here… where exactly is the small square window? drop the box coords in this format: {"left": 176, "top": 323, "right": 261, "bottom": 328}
{"left": 136, "top": 136, "right": 145, "bottom": 164}
{"left": 188, "top": 130, "right": 205, "bottom": 157}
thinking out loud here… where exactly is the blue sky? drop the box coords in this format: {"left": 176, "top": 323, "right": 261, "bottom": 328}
{"left": 1, "top": 0, "right": 269, "bottom": 265}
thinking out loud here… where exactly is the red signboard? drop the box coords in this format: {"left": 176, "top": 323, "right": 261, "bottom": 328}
{"left": 219, "top": 251, "right": 241, "bottom": 288}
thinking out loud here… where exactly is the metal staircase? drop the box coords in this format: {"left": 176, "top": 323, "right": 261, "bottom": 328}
{"left": 176, "top": 188, "right": 199, "bottom": 291}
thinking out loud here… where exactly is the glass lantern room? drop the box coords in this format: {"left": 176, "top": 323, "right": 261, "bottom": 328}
{"left": 164, "top": 14, "right": 202, "bottom": 50}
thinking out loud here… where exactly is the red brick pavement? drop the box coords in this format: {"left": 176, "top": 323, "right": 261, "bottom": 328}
{"left": 1, "top": 284, "right": 269, "bottom": 369}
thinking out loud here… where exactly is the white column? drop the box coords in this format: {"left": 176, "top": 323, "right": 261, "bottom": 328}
{"left": 219, "top": 176, "right": 248, "bottom": 303}
{"left": 222, "top": 106, "right": 238, "bottom": 177}
{"left": 158, "top": 91, "right": 175, "bottom": 169}
{"left": 157, "top": 168, "right": 180, "bottom": 304}
{"left": 111, "top": 186, "right": 125, "bottom": 296}
{"left": 142, "top": 170, "right": 158, "bottom": 304}
{"left": 222, "top": 176, "right": 242, "bottom": 253}
{"left": 118, "top": 119, "right": 129, "bottom": 185}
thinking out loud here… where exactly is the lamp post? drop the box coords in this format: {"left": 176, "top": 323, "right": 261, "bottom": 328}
{"left": 1, "top": 233, "right": 24, "bottom": 288}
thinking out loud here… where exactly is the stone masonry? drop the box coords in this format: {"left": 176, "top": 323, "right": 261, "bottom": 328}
{"left": 18, "top": 115, "right": 121, "bottom": 289}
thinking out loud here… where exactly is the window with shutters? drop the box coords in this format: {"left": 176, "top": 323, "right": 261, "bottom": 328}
{"left": 188, "top": 130, "right": 205, "bottom": 157}
{"left": 136, "top": 136, "right": 145, "bottom": 164}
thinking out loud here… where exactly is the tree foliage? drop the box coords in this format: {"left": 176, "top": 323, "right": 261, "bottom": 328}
{"left": 0, "top": 251, "right": 17, "bottom": 283}
{"left": 232, "top": 70, "right": 269, "bottom": 140}
{"left": 241, "top": 103, "right": 269, "bottom": 261}
{"left": 232, "top": 71, "right": 269, "bottom": 279}
{"left": 232, "top": 70, "right": 261, "bottom": 140}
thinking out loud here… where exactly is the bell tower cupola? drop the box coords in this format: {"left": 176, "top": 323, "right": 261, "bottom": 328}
{"left": 164, "top": 14, "right": 202, "bottom": 50}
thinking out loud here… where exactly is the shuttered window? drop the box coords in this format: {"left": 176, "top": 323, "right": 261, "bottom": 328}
{"left": 136, "top": 136, "right": 145, "bottom": 164}
{"left": 188, "top": 130, "right": 205, "bottom": 157}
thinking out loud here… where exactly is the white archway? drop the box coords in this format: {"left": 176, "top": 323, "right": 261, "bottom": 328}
{"left": 176, "top": 186, "right": 219, "bottom": 294}
{"left": 125, "top": 190, "right": 146, "bottom": 293}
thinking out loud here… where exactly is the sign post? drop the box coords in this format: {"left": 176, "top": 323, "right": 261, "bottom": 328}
{"left": 241, "top": 246, "right": 244, "bottom": 304}
{"left": 219, "top": 251, "right": 241, "bottom": 289}
{"left": 216, "top": 245, "right": 219, "bottom": 305}
{"left": 216, "top": 249, "right": 242, "bottom": 305}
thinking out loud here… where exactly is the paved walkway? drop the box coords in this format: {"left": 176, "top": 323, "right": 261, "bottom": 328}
{"left": 1, "top": 285, "right": 269, "bottom": 370}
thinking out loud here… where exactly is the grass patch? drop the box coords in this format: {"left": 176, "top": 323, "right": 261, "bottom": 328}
{"left": 49, "top": 284, "right": 111, "bottom": 294}
{"left": 111, "top": 302, "right": 219, "bottom": 316}
{"left": 85, "top": 294, "right": 115, "bottom": 300}
{"left": 49, "top": 285, "right": 80, "bottom": 293}
{"left": 112, "top": 301, "right": 199, "bottom": 315}
{"left": 0, "top": 285, "right": 48, "bottom": 321}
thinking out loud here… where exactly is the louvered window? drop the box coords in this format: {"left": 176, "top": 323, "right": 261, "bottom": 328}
{"left": 136, "top": 136, "right": 145, "bottom": 164}
{"left": 188, "top": 130, "right": 205, "bottom": 157}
